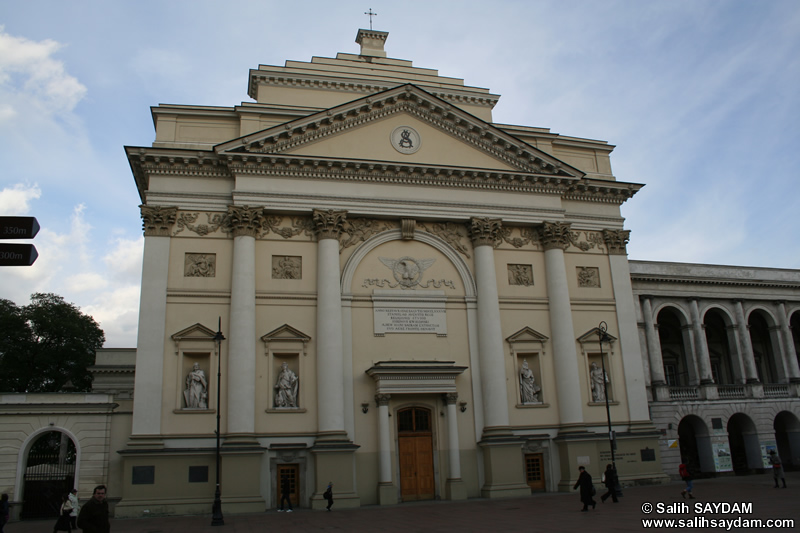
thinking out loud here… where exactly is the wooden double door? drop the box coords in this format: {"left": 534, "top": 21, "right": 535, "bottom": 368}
{"left": 398, "top": 407, "right": 435, "bottom": 501}
{"left": 276, "top": 464, "right": 299, "bottom": 507}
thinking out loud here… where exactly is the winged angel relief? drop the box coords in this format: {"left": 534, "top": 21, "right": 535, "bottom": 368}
{"left": 362, "top": 257, "right": 456, "bottom": 290}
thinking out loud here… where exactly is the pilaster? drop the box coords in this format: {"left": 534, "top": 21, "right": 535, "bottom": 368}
{"left": 131, "top": 206, "right": 177, "bottom": 437}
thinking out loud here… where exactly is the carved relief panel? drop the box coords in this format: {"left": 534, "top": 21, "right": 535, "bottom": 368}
{"left": 184, "top": 253, "right": 216, "bottom": 277}
{"left": 507, "top": 264, "right": 534, "bottom": 286}
{"left": 577, "top": 266, "right": 600, "bottom": 288}
{"left": 272, "top": 256, "right": 302, "bottom": 280}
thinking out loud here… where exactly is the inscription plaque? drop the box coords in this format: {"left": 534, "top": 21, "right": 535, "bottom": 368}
{"left": 372, "top": 290, "right": 447, "bottom": 335}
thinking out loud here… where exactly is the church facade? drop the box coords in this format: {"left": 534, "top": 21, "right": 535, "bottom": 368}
{"left": 117, "top": 30, "right": 665, "bottom": 515}
{"left": 3, "top": 31, "right": 800, "bottom": 521}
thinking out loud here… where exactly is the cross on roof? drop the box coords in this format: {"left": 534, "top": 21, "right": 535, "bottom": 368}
{"left": 364, "top": 8, "right": 377, "bottom": 30}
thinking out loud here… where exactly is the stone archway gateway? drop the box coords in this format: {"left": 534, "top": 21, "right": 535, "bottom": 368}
{"left": 21, "top": 431, "right": 76, "bottom": 520}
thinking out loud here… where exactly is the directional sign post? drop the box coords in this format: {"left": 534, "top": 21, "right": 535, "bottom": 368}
{"left": 0, "top": 243, "right": 39, "bottom": 266}
{"left": 0, "top": 216, "right": 40, "bottom": 266}
{"left": 1, "top": 216, "right": 40, "bottom": 239}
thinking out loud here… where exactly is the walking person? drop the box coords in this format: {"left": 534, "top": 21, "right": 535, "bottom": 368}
{"left": 0, "top": 494, "right": 10, "bottom": 533}
{"left": 600, "top": 464, "right": 619, "bottom": 503}
{"left": 323, "top": 482, "right": 334, "bottom": 511}
{"left": 67, "top": 489, "right": 79, "bottom": 530}
{"left": 53, "top": 493, "right": 72, "bottom": 532}
{"left": 573, "top": 466, "right": 596, "bottom": 512}
{"left": 278, "top": 475, "right": 293, "bottom": 512}
{"left": 679, "top": 461, "right": 695, "bottom": 499}
{"left": 768, "top": 450, "right": 787, "bottom": 488}
{"left": 77, "top": 485, "right": 110, "bottom": 533}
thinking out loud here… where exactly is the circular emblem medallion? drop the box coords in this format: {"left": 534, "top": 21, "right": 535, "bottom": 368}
{"left": 390, "top": 126, "right": 421, "bottom": 155}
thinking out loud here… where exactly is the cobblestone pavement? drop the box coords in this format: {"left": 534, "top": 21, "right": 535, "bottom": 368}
{"left": 9, "top": 472, "right": 799, "bottom": 532}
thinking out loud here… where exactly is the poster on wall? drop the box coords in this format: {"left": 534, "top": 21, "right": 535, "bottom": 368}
{"left": 761, "top": 441, "right": 777, "bottom": 468}
{"left": 712, "top": 442, "right": 733, "bottom": 472}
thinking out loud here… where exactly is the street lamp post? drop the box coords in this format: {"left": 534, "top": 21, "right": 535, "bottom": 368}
{"left": 211, "top": 317, "right": 225, "bottom": 526}
{"left": 597, "top": 321, "right": 615, "bottom": 468}
{"left": 597, "top": 320, "right": 622, "bottom": 498}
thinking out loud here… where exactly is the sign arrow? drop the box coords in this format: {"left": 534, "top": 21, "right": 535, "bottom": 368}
{"left": 0, "top": 244, "right": 38, "bottom": 266}
{"left": 0, "top": 216, "right": 40, "bottom": 239}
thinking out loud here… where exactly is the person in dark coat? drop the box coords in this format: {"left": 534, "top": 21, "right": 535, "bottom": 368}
{"left": 77, "top": 485, "right": 109, "bottom": 533}
{"left": 278, "top": 475, "right": 293, "bottom": 512}
{"left": 323, "top": 482, "right": 334, "bottom": 511}
{"left": 601, "top": 464, "right": 619, "bottom": 503}
{"left": 573, "top": 466, "right": 596, "bottom": 511}
{"left": 0, "top": 493, "right": 9, "bottom": 533}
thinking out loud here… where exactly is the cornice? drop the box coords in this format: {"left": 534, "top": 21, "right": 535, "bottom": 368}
{"left": 248, "top": 72, "right": 499, "bottom": 109}
{"left": 629, "top": 274, "right": 800, "bottom": 290}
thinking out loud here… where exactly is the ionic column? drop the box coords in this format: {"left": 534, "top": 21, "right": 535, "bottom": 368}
{"left": 469, "top": 217, "right": 510, "bottom": 432}
{"left": 226, "top": 205, "right": 262, "bottom": 435}
{"left": 314, "top": 209, "right": 348, "bottom": 437}
{"left": 444, "top": 393, "right": 462, "bottom": 480}
{"left": 132, "top": 206, "right": 177, "bottom": 436}
{"left": 734, "top": 300, "right": 759, "bottom": 383}
{"left": 777, "top": 302, "right": 800, "bottom": 383}
{"left": 540, "top": 222, "right": 583, "bottom": 426}
{"left": 689, "top": 299, "right": 714, "bottom": 384}
{"left": 642, "top": 297, "right": 666, "bottom": 385}
{"left": 376, "top": 394, "right": 392, "bottom": 484}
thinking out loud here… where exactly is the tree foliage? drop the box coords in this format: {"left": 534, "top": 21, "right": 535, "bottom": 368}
{"left": 0, "top": 293, "right": 105, "bottom": 392}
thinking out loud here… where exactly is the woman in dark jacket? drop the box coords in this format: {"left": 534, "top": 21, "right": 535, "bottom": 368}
{"left": 573, "top": 466, "right": 596, "bottom": 511}
{"left": 601, "top": 464, "right": 619, "bottom": 503}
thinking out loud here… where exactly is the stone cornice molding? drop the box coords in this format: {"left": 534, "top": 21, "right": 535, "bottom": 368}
{"left": 630, "top": 275, "right": 800, "bottom": 291}
{"left": 219, "top": 85, "right": 574, "bottom": 177}
{"left": 539, "top": 221, "right": 572, "bottom": 251}
{"left": 603, "top": 229, "right": 630, "bottom": 255}
{"left": 227, "top": 205, "right": 264, "bottom": 238}
{"left": 126, "top": 147, "right": 231, "bottom": 202}
{"left": 247, "top": 73, "right": 500, "bottom": 109}
{"left": 140, "top": 205, "right": 177, "bottom": 236}
{"left": 469, "top": 217, "right": 502, "bottom": 247}
{"left": 313, "top": 209, "right": 347, "bottom": 240}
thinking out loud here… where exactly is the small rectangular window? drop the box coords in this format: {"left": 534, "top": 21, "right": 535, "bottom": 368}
{"left": 189, "top": 466, "right": 208, "bottom": 483}
{"left": 132, "top": 465, "right": 155, "bottom": 485}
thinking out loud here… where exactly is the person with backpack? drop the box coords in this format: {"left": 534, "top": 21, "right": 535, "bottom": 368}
{"left": 679, "top": 462, "right": 695, "bottom": 499}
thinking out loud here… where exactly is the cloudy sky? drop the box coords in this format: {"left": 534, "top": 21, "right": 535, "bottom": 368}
{"left": 1, "top": 0, "right": 798, "bottom": 347}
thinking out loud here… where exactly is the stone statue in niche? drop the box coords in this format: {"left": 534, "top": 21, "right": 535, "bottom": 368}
{"left": 577, "top": 266, "right": 600, "bottom": 288}
{"left": 590, "top": 362, "right": 609, "bottom": 402}
{"left": 272, "top": 256, "right": 301, "bottom": 279}
{"left": 519, "top": 359, "right": 541, "bottom": 404}
{"left": 508, "top": 264, "right": 534, "bottom": 286}
{"left": 184, "top": 363, "right": 208, "bottom": 408}
{"left": 274, "top": 362, "right": 299, "bottom": 408}
{"left": 185, "top": 253, "right": 216, "bottom": 277}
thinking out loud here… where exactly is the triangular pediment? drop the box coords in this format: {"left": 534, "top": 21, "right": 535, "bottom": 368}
{"left": 171, "top": 323, "right": 218, "bottom": 341}
{"left": 577, "top": 328, "right": 618, "bottom": 345}
{"left": 260, "top": 324, "right": 311, "bottom": 343}
{"left": 215, "top": 84, "right": 582, "bottom": 178}
{"left": 507, "top": 327, "right": 549, "bottom": 344}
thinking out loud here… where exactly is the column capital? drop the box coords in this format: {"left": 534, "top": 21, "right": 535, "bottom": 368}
{"left": 443, "top": 392, "right": 459, "bottom": 404}
{"left": 313, "top": 209, "right": 347, "bottom": 240}
{"left": 227, "top": 205, "right": 264, "bottom": 238}
{"left": 469, "top": 217, "right": 502, "bottom": 247}
{"left": 140, "top": 205, "right": 177, "bottom": 236}
{"left": 375, "top": 393, "right": 391, "bottom": 406}
{"left": 538, "top": 221, "right": 572, "bottom": 250}
{"left": 602, "top": 229, "right": 630, "bottom": 255}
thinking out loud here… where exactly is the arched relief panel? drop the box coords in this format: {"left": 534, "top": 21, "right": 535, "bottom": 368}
{"left": 341, "top": 229, "right": 476, "bottom": 298}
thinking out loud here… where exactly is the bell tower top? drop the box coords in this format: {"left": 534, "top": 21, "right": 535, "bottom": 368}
{"left": 356, "top": 29, "right": 388, "bottom": 58}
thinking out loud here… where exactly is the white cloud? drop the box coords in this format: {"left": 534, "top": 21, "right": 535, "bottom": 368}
{"left": 0, "top": 27, "right": 87, "bottom": 117}
{"left": 0, "top": 183, "right": 41, "bottom": 215}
